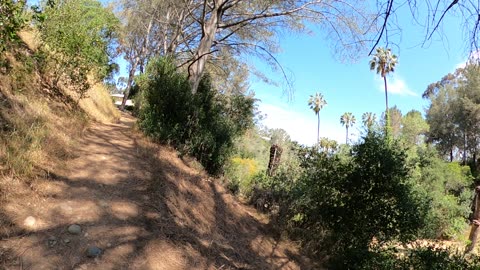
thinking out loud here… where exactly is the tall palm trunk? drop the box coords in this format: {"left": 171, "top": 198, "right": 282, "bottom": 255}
{"left": 317, "top": 113, "right": 320, "bottom": 143}
{"left": 346, "top": 126, "right": 349, "bottom": 144}
{"left": 384, "top": 76, "right": 390, "bottom": 134}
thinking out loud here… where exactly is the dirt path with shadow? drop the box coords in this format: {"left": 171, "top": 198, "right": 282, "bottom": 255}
{"left": 0, "top": 114, "right": 313, "bottom": 269}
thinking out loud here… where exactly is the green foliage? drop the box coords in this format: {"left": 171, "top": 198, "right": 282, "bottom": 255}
{"left": 136, "top": 57, "right": 254, "bottom": 175}
{"left": 37, "top": 0, "right": 119, "bottom": 96}
{"left": 0, "top": 0, "right": 25, "bottom": 53}
{"left": 265, "top": 133, "right": 428, "bottom": 266}
{"left": 344, "top": 245, "right": 480, "bottom": 270}
{"left": 402, "top": 109, "right": 429, "bottom": 146}
{"left": 225, "top": 157, "right": 259, "bottom": 195}
{"left": 413, "top": 146, "right": 473, "bottom": 239}
{"left": 327, "top": 134, "right": 427, "bottom": 264}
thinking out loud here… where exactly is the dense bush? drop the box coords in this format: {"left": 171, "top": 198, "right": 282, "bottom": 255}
{"left": 413, "top": 146, "right": 473, "bottom": 239}
{"left": 0, "top": 0, "right": 25, "bottom": 53}
{"left": 135, "top": 57, "right": 254, "bottom": 174}
{"left": 290, "top": 133, "right": 429, "bottom": 267}
{"left": 226, "top": 124, "right": 474, "bottom": 267}
{"left": 37, "top": 0, "right": 119, "bottom": 96}
{"left": 350, "top": 245, "right": 480, "bottom": 270}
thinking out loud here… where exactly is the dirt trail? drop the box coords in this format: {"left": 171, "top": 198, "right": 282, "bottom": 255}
{"left": 0, "top": 114, "right": 312, "bottom": 269}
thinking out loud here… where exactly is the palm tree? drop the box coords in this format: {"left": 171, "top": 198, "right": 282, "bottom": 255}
{"left": 340, "top": 112, "right": 356, "bottom": 144}
{"left": 362, "top": 112, "right": 377, "bottom": 131}
{"left": 369, "top": 47, "right": 398, "bottom": 133}
{"left": 308, "top": 92, "right": 327, "bottom": 142}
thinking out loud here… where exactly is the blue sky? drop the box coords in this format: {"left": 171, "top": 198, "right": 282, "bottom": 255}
{"left": 251, "top": 4, "right": 469, "bottom": 146}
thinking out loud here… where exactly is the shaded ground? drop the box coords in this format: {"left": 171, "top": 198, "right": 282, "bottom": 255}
{"left": 0, "top": 114, "right": 312, "bottom": 269}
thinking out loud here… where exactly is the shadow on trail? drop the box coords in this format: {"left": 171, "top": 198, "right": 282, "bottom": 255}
{"left": 0, "top": 115, "right": 309, "bottom": 269}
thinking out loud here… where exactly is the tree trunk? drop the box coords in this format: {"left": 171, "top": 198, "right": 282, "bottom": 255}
{"left": 188, "top": 0, "right": 224, "bottom": 94}
{"left": 317, "top": 113, "right": 320, "bottom": 143}
{"left": 346, "top": 126, "right": 349, "bottom": 144}
{"left": 466, "top": 188, "right": 480, "bottom": 253}
{"left": 464, "top": 132, "right": 467, "bottom": 165}
{"left": 383, "top": 76, "right": 389, "bottom": 134}
{"left": 120, "top": 18, "right": 154, "bottom": 110}
{"left": 120, "top": 60, "right": 138, "bottom": 110}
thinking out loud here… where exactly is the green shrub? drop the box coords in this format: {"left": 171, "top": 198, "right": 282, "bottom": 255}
{"left": 414, "top": 146, "right": 473, "bottom": 239}
{"left": 344, "top": 245, "right": 480, "bottom": 270}
{"left": 280, "top": 133, "right": 430, "bottom": 266}
{"left": 136, "top": 57, "right": 254, "bottom": 175}
{"left": 0, "top": 0, "right": 26, "bottom": 53}
{"left": 37, "top": 0, "right": 119, "bottom": 96}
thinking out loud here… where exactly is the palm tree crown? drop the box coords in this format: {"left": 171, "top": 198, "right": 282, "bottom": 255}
{"left": 340, "top": 112, "right": 356, "bottom": 144}
{"left": 308, "top": 92, "right": 327, "bottom": 115}
{"left": 369, "top": 47, "right": 398, "bottom": 78}
{"left": 308, "top": 92, "right": 327, "bottom": 142}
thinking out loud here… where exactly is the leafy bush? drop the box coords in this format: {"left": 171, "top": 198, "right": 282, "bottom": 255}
{"left": 270, "top": 133, "right": 429, "bottom": 267}
{"left": 225, "top": 157, "right": 259, "bottom": 195}
{"left": 0, "top": 0, "right": 25, "bottom": 53}
{"left": 37, "top": 0, "right": 119, "bottom": 96}
{"left": 136, "top": 57, "right": 254, "bottom": 175}
{"left": 348, "top": 245, "right": 480, "bottom": 270}
{"left": 414, "top": 146, "right": 473, "bottom": 239}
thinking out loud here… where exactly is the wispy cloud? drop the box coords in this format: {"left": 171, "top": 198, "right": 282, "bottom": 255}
{"left": 454, "top": 50, "right": 480, "bottom": 70}
{"left": 258, "top": 103, "right": 350, "bottom": 145}
{"left": 376, "top": 75, "right": 418, "bottom": 97}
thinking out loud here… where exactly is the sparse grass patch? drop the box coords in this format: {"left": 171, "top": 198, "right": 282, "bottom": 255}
{"left": 75, "top": 82, "right": 120, "bottom": 123}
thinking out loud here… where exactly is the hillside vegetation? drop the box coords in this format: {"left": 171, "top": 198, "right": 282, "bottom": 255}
{"left": 0, "top": 29, "right": 119, "bottom": 178}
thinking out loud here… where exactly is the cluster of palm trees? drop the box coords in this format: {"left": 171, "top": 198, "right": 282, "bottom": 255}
{"left": 308, "top": 47, "right": 397, "bottom": 144}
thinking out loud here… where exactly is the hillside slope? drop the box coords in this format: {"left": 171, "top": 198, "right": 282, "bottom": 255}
{"left": 0, "top": 113, "right": 313, "bottom": 269}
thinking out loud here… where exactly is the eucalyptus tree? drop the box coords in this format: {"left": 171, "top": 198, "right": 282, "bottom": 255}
{"left": 118, "top": 0, "right": 374, "bottom": 94}
{"left": 362, "top": 112, "right": 377, "bottom": 131}
{"left": 425, "top": 85, "right": 459, "bottom": 162}
{"left": 402, "top": 110, "right": 429, "bottom": 146}
{"left": 184, "top": 0, "right": 376, "bottom": 94}
{"left": 118, "top": 0, "right": 194, "bottom": 109}
{"left": 340, "top": 112, "right": 356, "bottom": 144}
{"left": 369, "top": 47, "right": 398, "bottom": 133}
{"left": 308, "top": 92, "right": 327, "bottom": 143}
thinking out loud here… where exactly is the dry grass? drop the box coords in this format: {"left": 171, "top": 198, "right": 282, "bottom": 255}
{"left": 0, "top": 31, "right": 119, "bottom": 178}
{"left": 66, "top": 81, "right": 120, "bottom": 124}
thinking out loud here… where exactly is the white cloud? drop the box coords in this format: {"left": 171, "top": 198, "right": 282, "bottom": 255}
{"left": 258, "top": 103, "right": 349, "bottom": 146}
{"left": 454, "top": 50, "right": 480, "bottom": 70}
{"left": 376, "top": 75, "right": 418, "bottom": 97}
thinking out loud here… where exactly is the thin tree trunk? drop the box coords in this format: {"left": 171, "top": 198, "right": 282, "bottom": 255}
{"left": 120, "top": 60, "right": 138, "bottom": 110}
{"left": 317, "top": 113, "right": 320, "bottom": 143}
{"left": 346, "top": 126, "right": 349, "bottom": 144}
{"left": 384, "top": 76, "right": 389, "bottom": 134}
{"left": 188, "top": 0, "right": 224, "bottom": 94}
{"left": 120, "top": 17, "right": 154, "bottom": 110}
{"left": 464, "top": 132, "right": 467, "bottom": 165}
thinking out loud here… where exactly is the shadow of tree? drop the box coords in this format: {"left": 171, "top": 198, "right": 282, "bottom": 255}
{"left": 0, "top": 115, "right": 311, "bottom": 269}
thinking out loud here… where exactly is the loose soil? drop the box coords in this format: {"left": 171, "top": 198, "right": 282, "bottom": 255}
{"left": 0, "top": 114, "right": 313, "bottom": 269}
